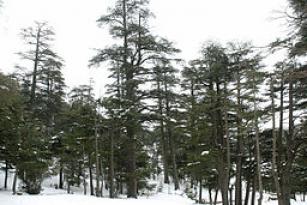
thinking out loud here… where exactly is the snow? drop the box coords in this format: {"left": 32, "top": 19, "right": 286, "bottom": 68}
{"left": 1, "top": 191, "right": 303, "bottom": 205}
{"left": 187, "top": 161, "right": 200, "bottom": 167}
{"left": 0, "top": 166, "right": 194, "bottom": 205}
{"left": 0, "top": 85, "right": 9, "bottom": 90}
{"left": 201, "top": 151, "right": 209, "bottom": 156}
{"left": 0, "top": 191, "right": 194, "bottom": 205}
{"left": 0, "top": 165, "right": 306, "bottom": 205}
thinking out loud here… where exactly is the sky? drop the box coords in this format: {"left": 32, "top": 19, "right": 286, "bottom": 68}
{"left": 0, "top": 0, "right": 289, "bottom": 97}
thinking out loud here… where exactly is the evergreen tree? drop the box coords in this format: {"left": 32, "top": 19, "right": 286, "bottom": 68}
{"left": 181, "top": 61, "right": 217, "bottom": 203}
{"left": 36, "top": 56, "right": 65, "bottom": 136}
{"left": 150, "top": 58, "right": 181, "bottom": 189}
{"left": 288, "top": 0, "right": 307, "bottom": 56}
{"left": 14, "top": 21, "right": 65, "bottom": 194}
{"left": 90, "top": 0, "right": 179, "bottom": 197}
{"left": 0, "top": 72, "right": 23, "bottom": 190}
{"left": 227, "top": 42, "right": 265, "bottom": 205}
{"left": 194, "top": 42, "right": 230, "bottom": 205}
{"left": 55, "top": 85, "right": 99, "bottom": 194}
{"left": 18, "top": 21, "right": 57, "bottom": 105}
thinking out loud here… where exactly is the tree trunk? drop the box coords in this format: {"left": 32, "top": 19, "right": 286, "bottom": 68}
{"left": 244, "top": 179, "right": 250, "bottom": 205}
{"left": 229, "top": 186, "right": 234, "bottom": 205}
{"left": 59, "top": 164, "right": 63, "bottom": 189}
{"left": 77, "top": 164, "right": 81, "bottom": 187}
{"left": 199, "top": 179, "right": 203, "bottom": 204}
{"left": 214, "top": 188, "right": 219, "bottom": 205}
{"left": 123, "top": 0, "right": 137, "bottom": 197}
{"left": 157, "top": 79, "right": 169, "bottom": 184}
{"left": 109, "top": 129, "right": 115, "bottom": 198}
{"left": 271, "top": 75, "right": 282, "bottom": 205}
{"left": 224, "top": 82, "right": 231, "bottom": 204}
{"left": 281, "top": 170, "right": 291, "bottom": 205}
{"left": 253, "top": 73, "right": 263, "bottom": 205}
{"left": 251, "top": 175, "right": 256, "bottom": 205}
{"left": 4, "top": 160, "right": 8, "bottom": 189}
{"left": 67, "top": 180, "right": 71, "bottom": 194}
{"left": 12, "top": 169, "right": 18, "bottom": 194}
{"left": 126, "top": 131, "right": 137, "bottom": 198}
{"left": 209, "top": 188, "right": 213, "bottom": 205}
{"left": 235, "top": 74, "right": 242, "bottom": 205}
{"left": 83, "top": 175, "right": 87, "bottom": 195}
{"left": 168, "top": 131, "right": 179, "bottom": 190}
{"left": 280, "top": 79, "right": 294, "bottom": 205}
{"left": 215, "top": 82, "right": 228, "bottom": 205}
{"left": 89, "top": 154, "right": 94, "bottom": 196}
{"left": 164, "top": 82, "right": 179, "bottom": 190}
{"left": 95, "top": 115, "right": 101, "bottom": 197}
{"left": 30, "top": 31, "right": 40, "bottom": 103}
{"left": 219, "top": 168, "right": 229, "bottom": 205}
{"left": 100, "top": 157, "right": 104, "bottom": 197}
{"left": 82, "top": 144, "right": 87, "bottom": 195}
{"left": 120, "top": 177, "right": 123, "bottom": 194}
{"left": 190, "top": 177, "right": 194, "bottom": 188}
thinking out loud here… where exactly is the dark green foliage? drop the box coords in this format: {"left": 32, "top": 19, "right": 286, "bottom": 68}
{"left": 90, "top": 0, "right": 181, "bottom": 197}
{"left": 0, "top": 73, "right": 23, "bottom": 169}
{"left": 17, "top": 123, "right": 51, "bottom": 194}
{"left": 1, "top": 1, "right": 307, "bottom": 204}
{"left": 6, "top": 21, "right": 67, "bottom": 194}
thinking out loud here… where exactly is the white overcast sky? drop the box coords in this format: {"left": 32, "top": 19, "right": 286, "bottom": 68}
{"left": 0, "top": 0, "right": 289, "bottom": 97}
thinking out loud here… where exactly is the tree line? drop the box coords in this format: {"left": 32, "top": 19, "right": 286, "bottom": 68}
{"left": 0, "top": 1, "right": 307, "bottom": 205}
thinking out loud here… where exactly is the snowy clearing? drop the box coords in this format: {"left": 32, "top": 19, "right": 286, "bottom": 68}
{"left": 0, "top": 169, "right": 305, "bottom": 205}
{"left": 0, "top": 189, "right": 194, "bottom": 205}
{"left": 0, "top": 189, "right": 306, "bottom": 205}
{"left": 0, "top": 168, "right": 306, "bottom": 205}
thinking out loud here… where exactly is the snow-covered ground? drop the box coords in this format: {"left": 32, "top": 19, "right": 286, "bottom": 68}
{"left": 0, "top": 166, "right": 305, "bottom": 205}
{"left": 0, "top": 166, "right": 194, "bottom": 205}
{"left": 0, "top": 190, "right": 194, "bottom": 205}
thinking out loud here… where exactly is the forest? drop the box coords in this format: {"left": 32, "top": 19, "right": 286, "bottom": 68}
{"left": 0, "top": 1, "right": 306, "bottom": 205}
